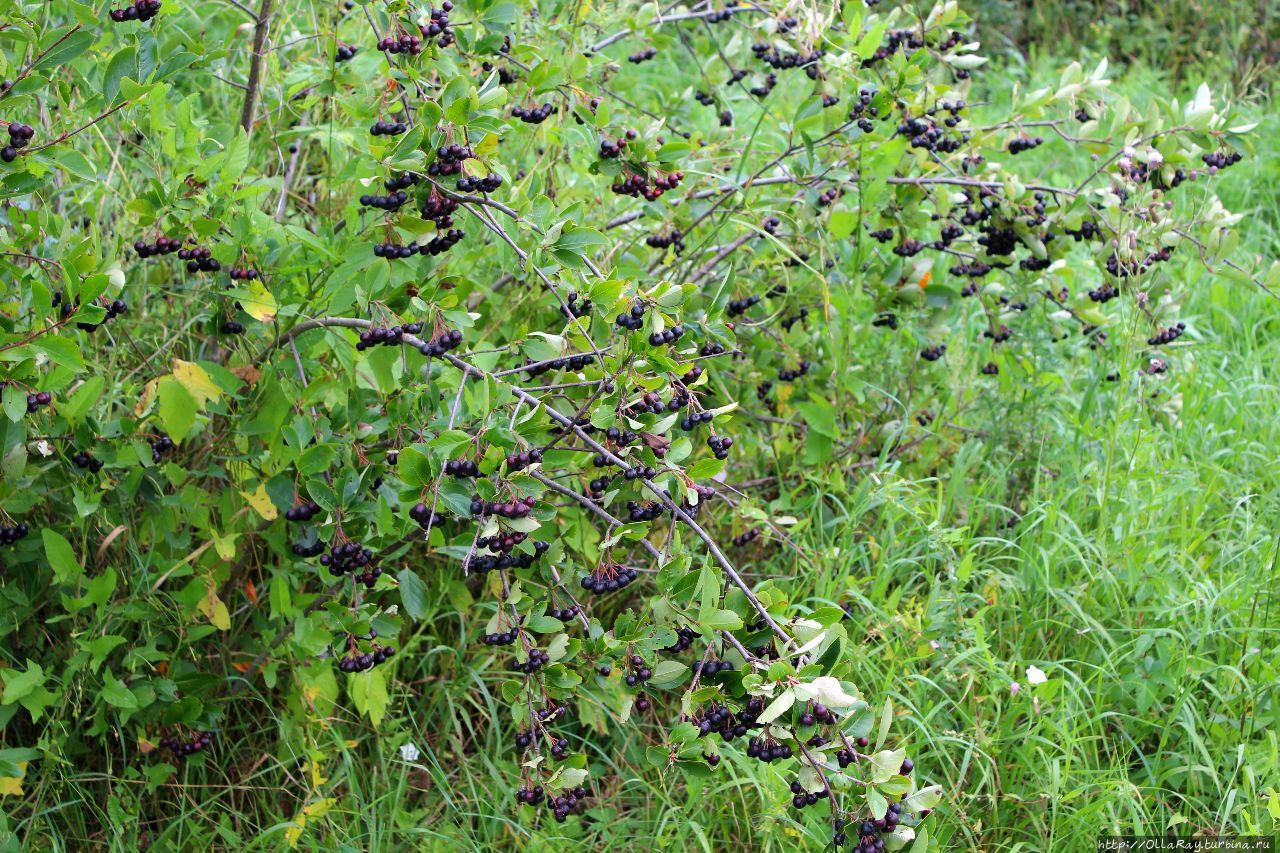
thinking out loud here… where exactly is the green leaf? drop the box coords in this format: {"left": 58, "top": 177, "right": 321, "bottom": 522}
{"left": 0, "top": 661, "right": 46, "bottom": 704}
{"left": 101, "top": 672, "right": 139, "bottom": 709}
{"left": 349, "top": 669, "right": 390, "bottom": 727}
{"left": 2, "top": 385, "right": 26, "bottom": 423}
{"left": 157, "top": 377, "right": 197, "bottom": 442}
{"left": 397, "top": 569, "right": 428, "bottom": 620}
{"left": 42, "top": 529, "right": 83, "bottom": 585}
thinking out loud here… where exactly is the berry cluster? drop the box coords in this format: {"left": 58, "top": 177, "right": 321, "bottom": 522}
{"left": 981, "top": 362, "right": 999, "bottom": 376}
{"left": 75, "top": 298, "right": 127, "bottom": 333}
{"left": 1, "top": 122, "right": 34, "bottom": 163}
{"left": 335, "top": 43, "right": 358, "bottom": 62}
{"left": 616, "top": 303, "right": 647, "bottom": 330}
{"left": 228, "top": 266, "right": 260, "bottom": 280}
{"left": 1147, "top": 322, "right": 1186, "bottom": 346}
{"left": 1008, "top": 136, "right": 1044, "bottom": 154}
{"left": 133, "top": 236, "right": 182, "bottom": 258}
{"left": 422, "top": 4, "right": 455, "bottom": 48}
{"left": 523, "top": 353, "right": 596, "bottom": 378}
{"left": 646, "top": 230, "right": 685, "bottom": 253}
{"left": 663, "top": 626, "right": 697, "bottom": 654}
{"left": 581, "top": 565, "right": 639, "bottom": 594}
{"left": 560, "top": 291, "right": 592, "bottom": 319}
{"left": 648, "top": 324, "right": 685, "bottom": 346}
{"left": 429, "top": 143, "right": 471, "bottom": 177}
{"left": 732, "top": 528, "right": 759, "bottom": 547}
{"left": 512, "top": 103, "right": 555, "bottom": 124}
{"left": 727, "top": 295, "right": 760, "bottom": 317}
{"left": 470, "top": 494, "right": 535, "bottom": 518}
{"left": 370, "top": 119, "right": 408, "bottom": 136}
{"left": 291, "top": 539, "right": 325, "bottom": 558}
{"left": 746, "top": 736, "right": 793, "bottom": 763}
{"left": 338, "top": 638, "right": 396, "bottom": 672}
{"left": 1089, "top": 282, "right": 1119, "bottom": 303}
{"left": 360, "top": 189, "right": 410, "bottom": 210}
{"left": 178, "top": 245, "right": 220, "bottom": 273}
{"left": 504, "top": 448, "right": 542, "bottom": 471}
{"left": 513, "top": 648, "right": 550, "bottom": 673}
{"left": 0, "top": 523, "right": 30, "bottom": 545}
{"left": 679, "top": 410, "right": 714, "bottom": 431}
{"left": 456, "top": 173, "right": 502, "bottom": 193}
{"left": 445, "top": 458, "right": 480, "bottom": 478}
{"left": 628, "top": 47, "right": 657, "bottom": 64}
{"left": 378, "top": 32, "right": 421, "bottom": 55}
{"left": 692, "top": 659, "right": 734, "bottom": 677}
{"left": 598, "top": 136, "right": 630, "bottom": 159}
{"left": 626, "top": 500, "right": 662, "bottom": 522}
{"left": 920, "top": 345, "right": 947, "bottom": 362}
{"left": 778, "top": 360, "right": 810, "bottom": 381}
{"left": 408, "top": 501, "right": 443, "bottom": 532}
{"left": 418, "top": 328, "right": 464, "bottom": 357}
{"left": 789, "top": 780, "right": 830, "bottom": 810}
{"left": 318, "top": 540, "right": 377, "bottom": 579}
{"left": 707, "top": 434, "right": 733, "bottom": 460}
{"left": 1202, "top": 150, "right": 1242, "bottom": 170}
{"left": 483, "top": 624, "right": 520, "bottom": 646}
{"left": 109, "top": 0, "right": 161, "bottom": 23}
{"left": 469, "top": 537, "right": 549, "bottom": 573}
{"left": 158, "top": 731, "right": 212, "bottom": 759}
{"left": 612, "top": 171, "right": 683, "bottom": 201}
{"left": 71, "top": 450, "right": 104, "bottom": 473}
{"left": 355, "top": 323, "right": 422, "bottom": 350}
{"left": 150, "top": 434, "right": 175, "bottom": 462}
{"left": 285, "top": 501, "right": 322, "bottom": 522}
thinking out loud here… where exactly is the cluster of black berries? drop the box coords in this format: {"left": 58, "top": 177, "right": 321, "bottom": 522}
{"left": 338, "top": 641, "right": 396, "bottom": 672}
{"left": 516, "top": 785, "right": 545, "bottom": 805}
{"left": 17, "top": 389, "right": 52, "bottom": 413}
{"left": 1089, "top": 283, "right": 1119, "bottom": 303}
{"left": 749, "top": 73, "right": 778, "bottom": 98}
{"left": 727, "top": 295, "right": 760, "bottom": 317}
{"left": 581, "top": 566, "right": 638, "bottom": 594}
{"left": 177, "top": 246, "right": 219, "bottom": 273}
{"left": 586, "top": 475, "right": 613, "bottom": 499}
{"left": 0, "top": 523, "right": 30, "bottom": 545}
{"left": 512, "top": 102, "right": 555, "bottom": 124}
{"left": 360, "top": 189, "right": 410, "bottom": 210}
{"left": 158, "top": 731, "right": 212, "bottom": 759}
{"left": 456, "top": 173, "right": 502, "bottom": 193}
{"left": 622, "top": 653, "right": 652, "bottom": 687}
{"left": 547, "top": 604, "right": 579, "bottom": 622}
{"left": 616, "top": 303, "right": 647, "bottom": 330}
{"left": 789, "top": 780, "right": 830, "bottom": 810}
{"left": 746, "top": 737, "right": 793, "bottom": 763}
{"left": 981, "top": 362, "right": 999, "bottom": 376}
{"left": 422, "top": 4, "right": 455, "bottom": 47}
{"left": 71, "top": 450, "right": 104, "bottom": 473}
{"left": 732, "top": 528, "right": 759, "bottom": 547}
{"left": 109, "top": 0, "right": 161, "bottom": 23}
{"left": 150, "top": 434, "right": 175, "bottom": 462}
{"left": 920, "top": 344, "right": 947, "bottom": 362}
{"left": 1, "top": 122, "right": 33, "bottom": 162}
{"left": 134, "top": 236, "right": 183, "bottom": 258}
{"left": 483, "top": 625, "right": 520, "bottom": 646}
{"left": 612, "top": 171, "right": 683, "bottom": 201}
{"left": 1066, "top": 220, "right": 1102, "bottom": 242}
{"left": 1148, "top": 322, "right": 1186, "bottom": 346}
{"left": 523, "top": 353, "right": 595, "bottom": 378}
{"left": 692, "top": 659, "right": 734, "bottom": 677}
{"left": 1009, "top": 136, "right": 1044, "bottom": 154}
{"left": 444, "top": 457, "right": 480, "bottom": 477}
{"left": 335, "top": 43, "right": 358, "bottom": 62}
{"left": 356, "top": 324, "right": 415, "bottom": 350}
{"left": 778, "top": 361, "right": 810, "bottom": 381}
{"left": 419, "top": 328, "right": 464, "bottom": 356}
{"left": 429, "top": 143, "right": 471, "bottom": 177}
{"left": 696, "top": 697, "right": 768, "bottom": 743}
{"left": 378, "top": 32, "right": 421, "bottom": 55}
{"left": 513, "top": 648, "right": 550, "bottom": 673}
{"left": 626, "top": 500, "right": 661, "bottom": 522}
{"left": 898, "top": 117, "right": 965, "bottom": 153}
{"left": 560, "top": 291, "right": 592, "bottom": 319}
{"left": 598, "top": 136, "right": 630, "bottom": 159}
{"left": 983, "top": 325, "right": 1012, "bottom": 344}
{"left": 663, "top": 626, "right": 697, "bottom": 654}
{"left": 370, "top": 119, "right": 408, "bottom": 136}
{"left": 291, "top": 539, "right": 325, "bottom": 558}
{"left": 695, "top": 91, "right": 716, "bottom": 107}
{"left": 318, "top": 540, "right": 376, "bottom": 578}
{"left": 646, "top": 231, "right": 685, "bottom": 253}
{"left": 470, "top": 494, "right": 534, "bottom": 518}
{"left": 1202, "top": 150, "right": 1243, "bottom": 170}
{"left": 780, "top": 308, "right": 809, "bottom": 332}
{"left": 545, "top": 787, "right": 590, "bottom": 823}
{"left": 707, "top": 434, "right": 733, "bottom": 460}
{"left": 285, "top": 501, "right": 322, "bottom": 522}
{"left": 623, "top": 463, "right": 658, "bottom": 480}
{"left": 505, "top": 448, "right": 542, "bottom": 471}
{"left": 894, "top": 239, "right": 924, "bottom": 258}
{"left": 817, "top": 187, "right": 842, "bottom": 207}
{"left": 872, "top": 312, "right": 898, "bottom": 330}
{"left": 649, "top": 324, "right": 685, "bottom": 346}
{"left": 679, "top": 410, "right": 714, "bottom": 431}
{"left": 408, "top": 501, "right": 443, "bottom": 531}
{"left": 470, "top": 537, "right": 549, "bottom": 573}
{"left": 628, "top": 47, "right": 657, "bottom": 63}
{"left": 699, "top": 342, "right": 727, "bottom": 359}
{"left": 228, "top": 266, "right": 260, "bottom": 281}
{"left": 49, "top": 290, "right": 74, "bottom": 319}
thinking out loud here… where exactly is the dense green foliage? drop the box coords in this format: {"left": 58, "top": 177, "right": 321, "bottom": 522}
{"left": 0, "top": 0, "right": 1276, "bottom": 850}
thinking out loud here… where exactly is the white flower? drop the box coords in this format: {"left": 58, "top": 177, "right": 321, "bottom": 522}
{"left": 1025, "top": 665, "right": 1048, "bottom": 686}
{"left": 399, "top": 742, "right": 421, "bottom": 762}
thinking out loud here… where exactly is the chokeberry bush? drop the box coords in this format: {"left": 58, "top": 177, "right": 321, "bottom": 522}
{"left": 0, "top": 0, "right": 1271, "bottom": 848}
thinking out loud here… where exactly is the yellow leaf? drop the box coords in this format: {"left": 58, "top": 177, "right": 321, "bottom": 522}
{"left": 244, "top": 280, "right": 276, "bottom": 322}
{"left": 0, "top": 762, "right": 26, "bottom": 796}
{"left": 171, "top": 359, "right": 222, "bottom": 405}
{"left": 135, "top": 378, "right": 157, "bottom": 418}
{"left": 212, "top": 531, "right": 238, "bottom": 561}
{"left": 284, "top": 799, "right": 336, "bottom": 849}
{"left": 303, "top": 797, "right": 336, "bottom": 818}
{"left": 239, "top": 484, "right": 279, "bottom": 521}
{"left": 198, "top": 580, "right": 232, "bottom": 630}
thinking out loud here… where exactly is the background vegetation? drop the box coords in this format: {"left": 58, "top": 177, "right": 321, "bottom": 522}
{"left": 0, "top": 0, "right": 1277, "bottom": 851}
